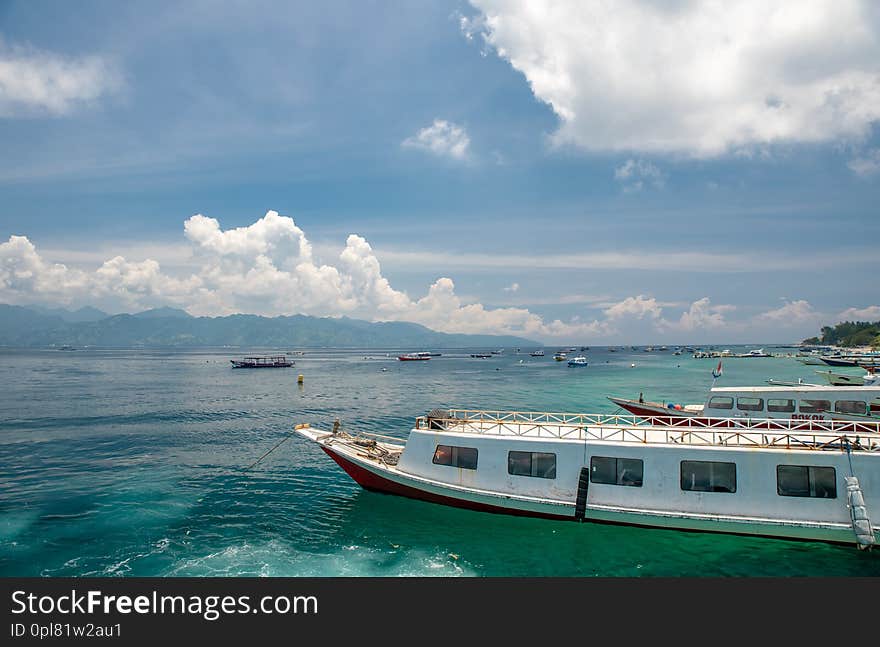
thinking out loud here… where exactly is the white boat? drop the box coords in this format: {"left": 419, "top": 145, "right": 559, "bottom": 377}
{"left": 295, "top": 410, "right": 879, "bottom": 548}
{"left": 398, "top": 352, "right": 431, "bottom": 361}
{"left": 609, "top": 385, "right": 880, "bottom": 423}
{"left": 530, "top": 350, "right": 545, "bottom": 357}
{"left": 736, "top": 348, "right": 773, "bottom": 358}
{"left": 797, "top": 356, "right": 827, "bottom": 365}
{"left": 567, "top": 356, "right": 588, "bottom": 367}
{"left": 553, "top": 352, "right": 567, "bottom": 361}
{"left": 815, "top": 370, "right": 880, "bottom": 387}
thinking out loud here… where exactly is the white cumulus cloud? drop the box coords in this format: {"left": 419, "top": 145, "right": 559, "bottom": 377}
{"left": 673, "top": 298, "right": 735, "bottom": 332}
{"left": 836, "top": 305, "right": 880, "bottom": 320}
{"left": 402, "top": 119, "right": 471, "bottom": 159}
{"left": 756, "top": 299, "right": 821, "bottom": 325}
{"left": 0, "top": 38, "right": 121, "bottom": 116}
{"left": 848, "top": 148, "right": 880, "bottom": 176}
{"left": 604, "top": 295, "right": 663, "bottom": 320}
{"left": 0, "top": 211, "right": 614, "bottom": 340}
{"left": 614, "top": 159, "right": 666, "bottom": 192}
{"left": 465, "top": 0, "right": 880, "bottom": 156}
{"left": 9, "top": 212, "right": 860, "bottom": 343}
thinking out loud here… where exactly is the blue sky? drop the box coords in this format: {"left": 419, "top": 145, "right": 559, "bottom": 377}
{"left": 1, "top": 0, "right": 879, "bottom": 343}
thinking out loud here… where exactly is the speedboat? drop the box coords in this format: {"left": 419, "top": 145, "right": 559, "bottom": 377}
{"left": 567, "top": 356, "right": 588, "bottom": 367}
{"left": 553, "top": 352, "right": 567, "bottom": 361}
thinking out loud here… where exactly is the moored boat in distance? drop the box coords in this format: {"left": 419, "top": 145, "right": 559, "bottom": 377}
{"left": 295, "top": 409, "right": 879, "bottom": 548}
{"left": 736, "top": 348, "right": 773, "bottom": 358}
{"left": 470, "top": 353, "right": 492, "bottom": 359}
{"left": 230, "top": 355, "right": 293, "bottom": 368}
{"left": 530, "top": 350, "right": 545, "bottom": 357}
{"left": 553, "top": 351, "right": 567, "bottom": 361}
{"left": 398, "top": 352, "right": 431, "bottom": 361}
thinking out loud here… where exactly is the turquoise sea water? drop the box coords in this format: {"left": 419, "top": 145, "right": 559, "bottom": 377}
{"left": 1, "top": 345, "right": 878, "bottom": 577}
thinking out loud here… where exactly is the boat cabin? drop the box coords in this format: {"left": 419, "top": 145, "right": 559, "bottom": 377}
{"left": 701, "top": 386, "right": 880, "bottom": 420}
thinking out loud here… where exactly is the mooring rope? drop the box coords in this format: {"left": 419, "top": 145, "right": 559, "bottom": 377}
{"left": 247, "top": 433, "right": 296, "bottom": 470}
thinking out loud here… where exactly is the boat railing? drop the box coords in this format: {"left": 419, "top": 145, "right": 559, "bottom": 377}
{"left": 414, "top": 409, "right": 880, "bottom": 451}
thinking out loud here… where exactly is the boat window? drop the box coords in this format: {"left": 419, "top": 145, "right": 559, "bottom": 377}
{"left": 834, "top": 400, "right": 867, "bottom": 415}
{"left": 799, "top": 399, "right": 830, "bottom": 414}
{"left": 777, "top": 465, "right": 836, "bottom": 498}
{"left": 508, "top": 451, "right": 556, "bottom": 479}
{"left": 680, "top": 461, "right": 736, "bottom": 493}
{"left": 590, "top": 456, "right": 643, "bottom": 487}
{"left": 432, "top": 445, "right": 478, "bottom": 470}
{"left": 767, "top": 398, "right": 795, "bottom": 413}
{"left": 737, "top": 397, "right": 764, "bottom": 412}
{"left": 707, "top": 396, "right": 734, "bottom": 410}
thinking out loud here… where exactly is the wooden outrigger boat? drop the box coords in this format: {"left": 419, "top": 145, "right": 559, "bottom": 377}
{"left": 230, "top": 355, "right": 293, "bottom": 368}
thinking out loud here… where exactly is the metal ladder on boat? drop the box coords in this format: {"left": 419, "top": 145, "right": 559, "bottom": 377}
{"left": 575, "top": 467, "right": 590, "bottom": 521}
{"left": 845, "top": 440, "right": 875, "bottom": 550}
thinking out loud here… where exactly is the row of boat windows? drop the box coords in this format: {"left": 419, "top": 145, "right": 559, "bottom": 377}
{"left": 431, "top": 445, "right": 837, "bottom": 498}
{"left": 707, "top": 396, "right": 871, "bottom": 415}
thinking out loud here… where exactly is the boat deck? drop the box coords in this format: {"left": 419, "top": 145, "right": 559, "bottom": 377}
{"left": 415, "top": 409, "right": 880, "bottom": 452}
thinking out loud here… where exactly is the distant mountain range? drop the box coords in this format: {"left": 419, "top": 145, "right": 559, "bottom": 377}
{"left": 0, "top": 304, "right": 540, "bottom": 349}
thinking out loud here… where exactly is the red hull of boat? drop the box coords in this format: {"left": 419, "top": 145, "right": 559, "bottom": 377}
{"left": 321, "top": 447, "right": 570, "bottom": 521}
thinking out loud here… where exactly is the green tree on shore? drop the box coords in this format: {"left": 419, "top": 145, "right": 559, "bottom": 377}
{"left": 803, "top": 321, "right": 880, "bottom": 348}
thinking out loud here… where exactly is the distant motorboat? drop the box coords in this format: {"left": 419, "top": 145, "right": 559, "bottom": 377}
{"left": 567, "top": 356, "right": 588, "bottom": 367}
{"left": 553, "top": 352, "right": 567, "bottom": 361}
{"left": 530, "top": 350, "right": 545, "bottom": 357}
{"left": 736, "top": 348, "right": 773, "bottom": 358}
{"left": 470, "top": 353, "right": 492, "bottom": 359}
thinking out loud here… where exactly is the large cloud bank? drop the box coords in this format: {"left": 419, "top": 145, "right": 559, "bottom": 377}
{"left": 1, "top": 210, "right": 607, "bottom": 339}
{"left": 2, "top": 211, "right": 875, "bottom": 341}
{"left": 464, "top": 1, "right": 880, "bottom": 156}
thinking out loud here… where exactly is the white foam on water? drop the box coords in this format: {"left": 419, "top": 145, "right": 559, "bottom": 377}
{"left": 162, "top": 539, "right": 476, "bottom": 577}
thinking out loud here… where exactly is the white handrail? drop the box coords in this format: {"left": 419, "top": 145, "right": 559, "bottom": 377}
{"left": 414, "top": 409, "right": 880, "bottom": 451}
